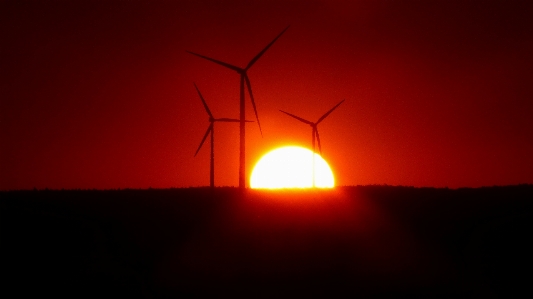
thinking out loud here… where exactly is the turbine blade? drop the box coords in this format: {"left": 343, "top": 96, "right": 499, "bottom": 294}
{"left": 244, "top": 74, "right": 262, "bottom": 136}
{"left": 245, "top": 25, "right": 290, "bottom": 70}
{"left": 193, "top": 83, "right": 213, "bottom": 118}
{"left": 215, "top": 118, "right": 241, "bottom": 122}
{"left": 315, "top": 128, "right": 322, "bottom": 154}
{"left": 316, "top": 99, "right": 345, "bottom": 124}
{"left": 186, "top": 51, "right": 242, "bottom": 73}
{"left": 279, "top": 110, "right": 314, "bottom": 125}
{"left": 194, "top": 124, "right": 213, "bottom": 157}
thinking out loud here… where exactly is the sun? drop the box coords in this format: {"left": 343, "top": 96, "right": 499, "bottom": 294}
{"left": 250, "top": 146, "right": 335, "bottom": 189}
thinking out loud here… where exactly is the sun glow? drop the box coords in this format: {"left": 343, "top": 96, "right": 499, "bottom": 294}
{"left": 250, "top": 146, "right": 334, "bottom": 189}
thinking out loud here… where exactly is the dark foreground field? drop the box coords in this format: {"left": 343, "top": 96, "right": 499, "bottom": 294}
{"left": 2, "top": 185, "right": 533, "bottom": 298}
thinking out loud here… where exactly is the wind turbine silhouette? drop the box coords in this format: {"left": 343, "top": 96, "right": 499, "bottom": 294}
{"left": 193, "top": 83, "right": 252, "bottom": 188}
{"left": 187, "top": 26, "right": 290, "bottom": 189}
{"left": 279, "top": 99, "right": 345, "bottom": 187}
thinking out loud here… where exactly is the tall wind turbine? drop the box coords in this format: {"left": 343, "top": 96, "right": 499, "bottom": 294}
{"left": 279, "top": 99, "right": 345, "bottom": 187}
{"left": 187, "top": 26, "right": 289, "bottom": 189}
{"left": 193, "top": 83, "right": 251, "bottom": 188}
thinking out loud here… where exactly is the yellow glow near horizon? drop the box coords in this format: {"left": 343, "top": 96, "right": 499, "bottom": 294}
{"left": 250, "top": 146, "right": 334, "bottom": 189}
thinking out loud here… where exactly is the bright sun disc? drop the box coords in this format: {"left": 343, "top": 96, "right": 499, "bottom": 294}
{"left": 250, "top": 146, "right": 334, "bottom": 189}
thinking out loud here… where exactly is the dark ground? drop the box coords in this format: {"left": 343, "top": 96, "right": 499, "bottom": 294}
{"left": 2, "top": 185, "right": 533, "bottom": 298}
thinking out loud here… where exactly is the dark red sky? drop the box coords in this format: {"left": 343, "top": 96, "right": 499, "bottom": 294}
{"left": 2, "top": 0, "right": 533, "bottom": 190}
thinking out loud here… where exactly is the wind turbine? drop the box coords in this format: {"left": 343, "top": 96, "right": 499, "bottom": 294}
{"left": 193, "top": 83, "right": 251, "bottom": 188}
{"left": 187, "top": 26, "right": 290, "bottom": 189}
{"left": 279, "top": 99, "right": 345, "bottom": 187}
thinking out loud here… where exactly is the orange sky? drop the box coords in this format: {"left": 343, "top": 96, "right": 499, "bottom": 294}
{"left": 2, "top": 0, "right": 533, "bottom": 190}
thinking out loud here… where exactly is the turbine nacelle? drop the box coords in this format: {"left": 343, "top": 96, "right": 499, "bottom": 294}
{"left": 194, "top": 83, "right": 253, "bottom": 156}
{"left": 279, "top": 99, "right": 345, "bottom": 155}
{"left": 187, "top": 26, "right": 290, "bottom": 137}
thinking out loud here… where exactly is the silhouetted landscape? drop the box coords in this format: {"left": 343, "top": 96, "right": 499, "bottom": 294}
{"left": 2, "top": 185, "right": 532, "bottom": 298}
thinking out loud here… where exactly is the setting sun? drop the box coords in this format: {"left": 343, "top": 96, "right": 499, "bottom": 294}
{"left": 250, "top": 146, "right": 334, "bottom": 189}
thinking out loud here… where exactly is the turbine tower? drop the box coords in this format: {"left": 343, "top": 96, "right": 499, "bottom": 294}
{"left": 279, "top": 99, "right": 345, "bottom": 187}
{"left": 193, "top": 83, "right": 251, "bottom": 188}
{"left": 187, "top": 26, "right": 289, "bottom": 189}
